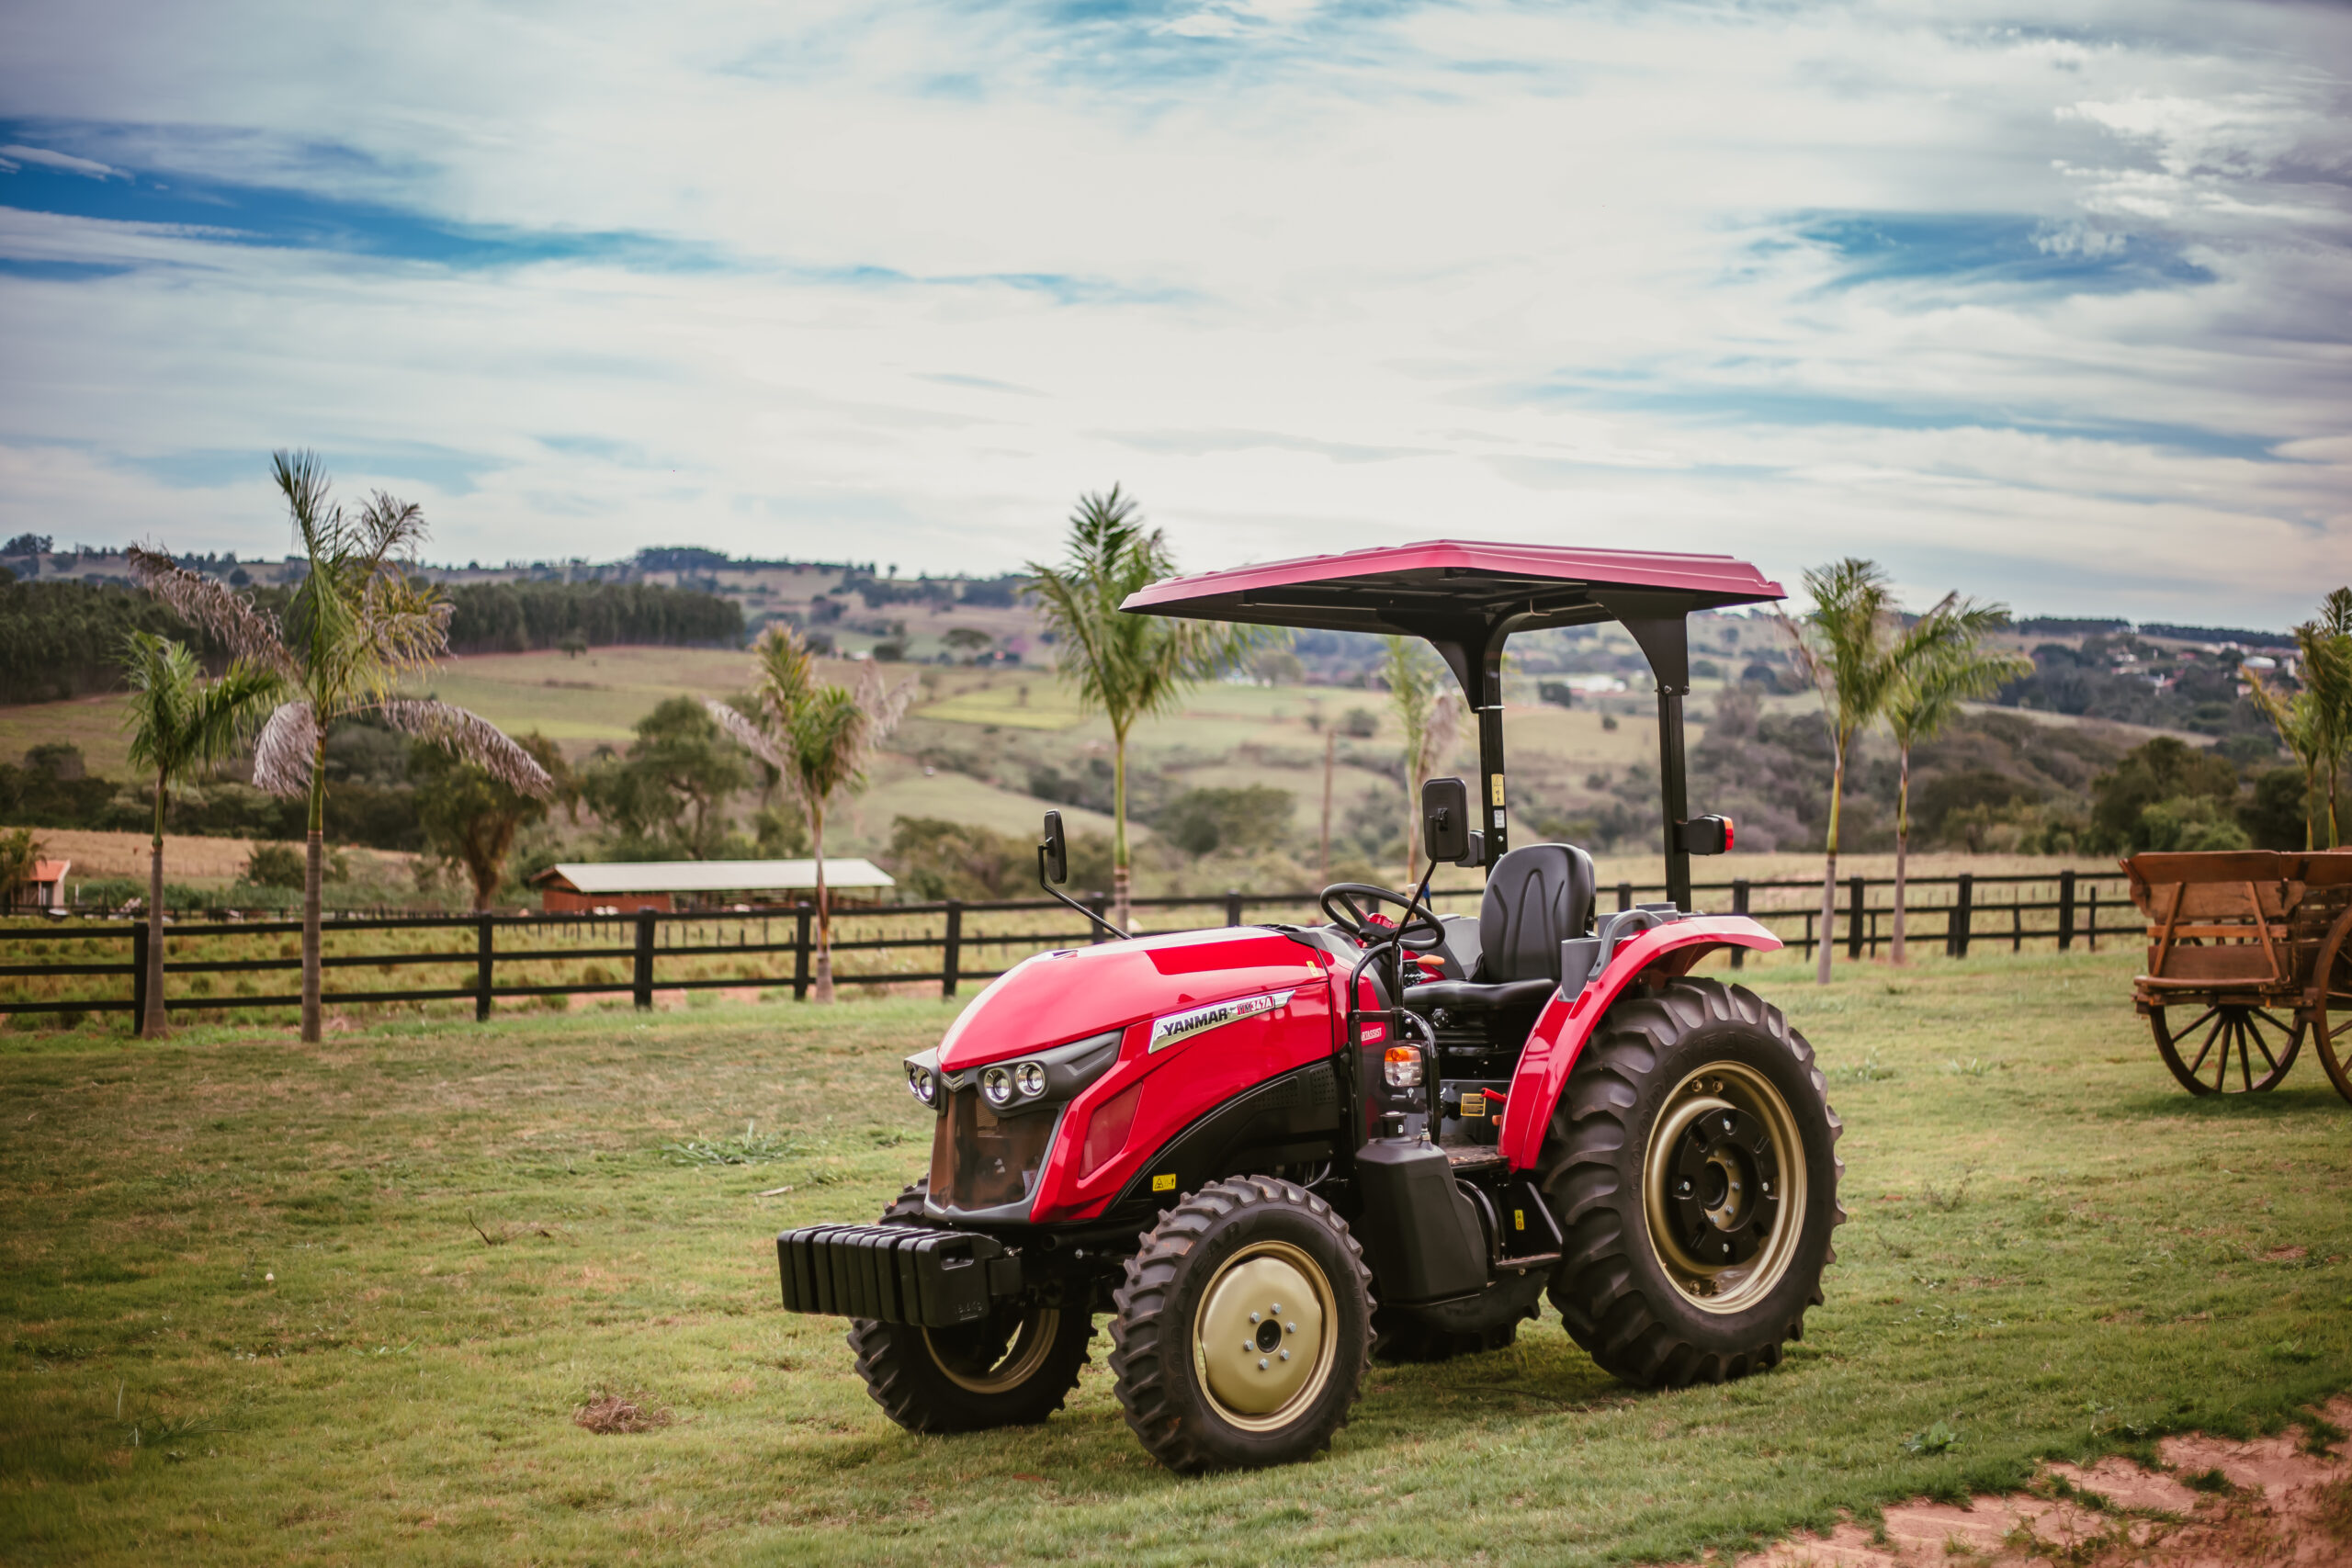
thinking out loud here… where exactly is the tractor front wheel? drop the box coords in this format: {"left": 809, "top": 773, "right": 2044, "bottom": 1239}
{"left": 1110, "top": 1177, "right": 1373, "bottom": 1472}
{"left": 1540, "top": 977, "right": 1842, "bottom": 1388}
{"left": 847, "top": 1179, "right": 1094, "bottom": 1433}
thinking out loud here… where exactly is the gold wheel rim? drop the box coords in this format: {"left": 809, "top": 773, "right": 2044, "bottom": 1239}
{"left": 922, "top": 1307, "right": 1060, "bottom": 1394}
{"left": 1191, "top": 1241, "right": 1337, "bottom": 1430}
{"left": 1642, "top": 1063, "right": 1806, "bottom": 1316}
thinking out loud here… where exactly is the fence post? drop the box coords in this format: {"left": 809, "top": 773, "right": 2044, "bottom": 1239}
{"left": 476, "top": 915, "right": 494, "bottom": 1021}
{"left": 793, "top": 902, "right": 812, "bottom": 1001}
{"left": 1803, "top": 909, "right": 1814, "bottom": 958}
{"left": 2056, "top": 870, "right": 2076, "bottom": 952}
{"left": 1948, "top": 873, "right": 1974, "bottom": 959}
{"left": 130, "top": 921, "right": 149, "bottom": 1035}
{"left": 1087, "top": 892, "right": 1110, "bottom": 942}
{"left": 1729, "top": 880, "right": 1750, "bottom": 968}
{"left": 1616, "top": 881, "right": 1634, "bottom": 913}
{"left": 942, "top": 901, "right": 963, "bottom": 999}
{"left": 2086, "top": 885, "right": 2097, "bottom": 953}
{"left": 1226, "top": 889, "right": 1244, "bottom": 928}
{"left": 2012, "top": 897, "right": 2023, "bottom": 953}
{"left": 633, "top": 910, "right": 655, "bottom": 1011}
{"left": 1847, "top": 875, "right": 1865, "bottom": 961}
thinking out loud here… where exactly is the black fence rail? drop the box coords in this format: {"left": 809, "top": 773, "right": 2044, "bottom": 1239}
{"left": 0, "top": 871, "right": 2132, "bottom": 1026}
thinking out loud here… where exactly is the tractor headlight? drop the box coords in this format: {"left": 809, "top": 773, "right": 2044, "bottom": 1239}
{"left": 982, "top": 1066, "right": 1014, "bottom": 1105}
{"left": 1013, "top": 1061, "right": 1046, "bottom": 1099}
{"left": 908, "top": 1064, "right": 935, "bottom": 1105}
{"left": 1384, "top": 1045, "right": 1424, "bottom": 1089}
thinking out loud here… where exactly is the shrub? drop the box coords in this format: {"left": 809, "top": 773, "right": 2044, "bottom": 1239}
{"left": 1159, "top": 786, "right": 1294, "bottom": 858}
{"left": 243, "top": 843, "right": 307, "bottom": 888}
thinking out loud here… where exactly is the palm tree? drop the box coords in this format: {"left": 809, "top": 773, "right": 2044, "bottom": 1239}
{"left": 2248, "top": 591, "right": 2352, "bottom": 850}
{"left": 133, "top": 450, "right": 551, "bottom": 1041}
{"left": 1780, "top": 560, "right": 1981, "bottom": 984}
{"left": 707, "top": 626, "right": 913, "bottom": 1003}
{"left": 119, "top": 632, "right": 281, "bottom": 1036}
{"left": 1025, "top": 488, "right": 1267, "bottom": 931}
{"left": 1381, "top": 635, "right": 1461, "bottom": 886}
{"left": 1883, "top": 614, "right": 2030, "bottom": 964}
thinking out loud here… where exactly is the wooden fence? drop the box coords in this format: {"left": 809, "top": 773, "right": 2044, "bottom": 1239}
{"left": 0, "top": 870, "right": 2131, "bottom": 1027}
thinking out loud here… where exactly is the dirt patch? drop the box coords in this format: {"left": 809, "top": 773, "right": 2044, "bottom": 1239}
{"left": 572, "top": 1393, "right": 671, "bottom": 1435}
{"left": 1735, "top": 1398, "right": 2352, "bottom": 1566}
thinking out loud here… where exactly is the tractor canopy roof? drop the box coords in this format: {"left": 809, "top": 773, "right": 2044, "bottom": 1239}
{"left": 1119, "top": 540, "right": 1782, "bottom": 656}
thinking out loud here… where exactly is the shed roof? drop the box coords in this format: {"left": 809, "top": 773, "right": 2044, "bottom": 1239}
{"left": 29, "top": 860, "right": 69, "bottom": 883}
{"left": 531, "top": 859, "right": 895, "bottom": 895}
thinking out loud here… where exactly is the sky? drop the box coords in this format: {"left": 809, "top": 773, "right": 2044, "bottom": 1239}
{"left": 0, "top": 1, "right": 2346, "bottom": 626}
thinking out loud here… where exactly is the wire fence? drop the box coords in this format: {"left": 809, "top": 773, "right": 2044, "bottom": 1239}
{"left": 0, "top": 870, "right": 2132, "bottom": 1030}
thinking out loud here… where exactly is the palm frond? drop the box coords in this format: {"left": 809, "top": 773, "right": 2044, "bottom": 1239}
{"left": 705, "top": 698, "right": 788, "bottom": 774}
{"left": 379, "top": 700, "right": 554, "bottom": 796}
{"left": 252, "top": 701, "right": 322, "bottom": 795}
{"left": 128, "top": 548, "right": 294, "bottom": 675}
{"left": 356, "top": 491, "right": 428, "bottom": 576}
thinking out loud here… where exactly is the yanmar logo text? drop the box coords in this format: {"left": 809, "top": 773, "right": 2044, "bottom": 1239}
{"left": 1148, "top": 989, "right": 1295, "bottom": 1053}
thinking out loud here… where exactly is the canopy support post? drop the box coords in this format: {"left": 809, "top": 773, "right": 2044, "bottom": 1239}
{"left": 1431, "top": 622, "right": 1517, "bottom": 872}
{"left": 1595, "top": 592, "right": 1695, "bottom": 911}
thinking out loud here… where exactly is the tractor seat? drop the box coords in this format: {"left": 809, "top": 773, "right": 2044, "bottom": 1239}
{"left": 1406, "top": 842, "right": 1596, "bottom": 1013}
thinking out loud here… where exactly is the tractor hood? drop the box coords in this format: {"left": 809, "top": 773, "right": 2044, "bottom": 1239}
{"left": 935, "top": 927, "right": 1333, "bottom": 1071}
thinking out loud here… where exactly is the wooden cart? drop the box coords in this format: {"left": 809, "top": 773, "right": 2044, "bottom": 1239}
{"left": 2124, "top": 850, "right": 2352, "bottom": 1097}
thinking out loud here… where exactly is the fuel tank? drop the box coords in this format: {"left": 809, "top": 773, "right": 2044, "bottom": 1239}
{"left": 933, "top": 928, "right": 1342, "bottom": 1224}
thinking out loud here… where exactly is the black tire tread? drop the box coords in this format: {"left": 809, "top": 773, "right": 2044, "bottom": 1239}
{"left": 1108, "top": 1176, "right": 1372, "bottom": 1472}
{"left": 1544, "top": 977, "right": 1844, "bottom": 1388}
{"left": 847, "top": 1178, "right": 1092, "bottom": 1434}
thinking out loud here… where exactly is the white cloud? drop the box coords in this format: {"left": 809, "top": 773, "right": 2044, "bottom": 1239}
{"left": 0, "top": 142, "right": 120, "bottom": 179}
{"left": 0, "top": 1, "right": 2346, "bottom": 624}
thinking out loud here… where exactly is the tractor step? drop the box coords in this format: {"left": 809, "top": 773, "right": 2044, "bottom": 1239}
{"left": 1440, "top": 1145, "right": 1507, "bottom": 1173}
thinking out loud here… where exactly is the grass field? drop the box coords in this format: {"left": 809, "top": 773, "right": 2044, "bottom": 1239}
{"left": 6, "top": 949, "right": 2350, "bottom": 1566}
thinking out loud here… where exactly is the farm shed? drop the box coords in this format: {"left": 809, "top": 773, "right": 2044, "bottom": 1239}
{"left": 5, "top": 858, "right": 71, "bottom": 913}
{"left": 529, "top": 859, "right": 896, "bottom": 913}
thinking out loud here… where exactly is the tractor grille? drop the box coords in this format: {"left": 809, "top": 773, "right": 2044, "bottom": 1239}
{"left": 929, "top": 1086, "right": 1057, "bottom": 1212}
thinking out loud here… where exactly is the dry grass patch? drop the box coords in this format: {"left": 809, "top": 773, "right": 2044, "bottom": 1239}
{"left": 573, "top": 1393, "right": 673, "bottom": 1435}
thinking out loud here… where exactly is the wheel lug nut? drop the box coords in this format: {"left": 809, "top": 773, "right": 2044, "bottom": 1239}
{"left": 1249, "top": 1312, "right": 1260, "bottom": 1323}
{"left": 1286, "top": 1323, "right": 1296, "bottom": 1333}
{"left": 1280, "top": 1348, "right": 1291, "bottom": 1361}
{"left": 1257, "top": 1358, "right": 1269, "bottom": 1371}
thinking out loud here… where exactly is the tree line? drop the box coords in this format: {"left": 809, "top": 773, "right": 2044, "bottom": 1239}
{"left": 0, "top": 574, "right": 744, "bottom": 704}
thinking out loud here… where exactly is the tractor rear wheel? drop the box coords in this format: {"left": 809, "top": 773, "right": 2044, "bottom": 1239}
{"left": 847, "top": 1179, "right": 1094, "bottom": 1433}
{"left": 1109, "top": 1177, "right": 1372, "bottom": 1472}
{"left": 1539, "top": 977, "right": 1842, "bottom": 1389}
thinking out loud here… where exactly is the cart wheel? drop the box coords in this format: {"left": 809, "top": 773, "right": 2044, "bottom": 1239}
{"left": 2149, "top": 1003, "right": 2302, "bottom": 1095}
{"left": 2306, "top": 931, "right": 2352, "bottom": 1106}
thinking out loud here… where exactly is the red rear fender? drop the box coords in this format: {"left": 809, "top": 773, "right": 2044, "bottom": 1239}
{"left": 1497, "top": 917, "right": 1782, "bottom": 1170}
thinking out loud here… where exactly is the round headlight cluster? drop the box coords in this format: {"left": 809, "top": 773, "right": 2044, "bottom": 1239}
{"left": 981, "top": 1059, "right": 1051, "bottom": 1107}
{"left": 907, "top": 1064, "right": 935, "bottom": 1104}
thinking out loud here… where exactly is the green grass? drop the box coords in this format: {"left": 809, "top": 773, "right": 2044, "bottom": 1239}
{"left": 6, "top": 953, "right": 2351, "bottom": 1565}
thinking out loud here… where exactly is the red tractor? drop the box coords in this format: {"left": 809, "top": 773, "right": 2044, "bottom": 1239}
{"left": 776, "top": 541, "right": 1843, "bottom": 1471}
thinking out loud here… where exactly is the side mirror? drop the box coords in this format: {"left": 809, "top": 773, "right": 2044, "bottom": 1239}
{"left": 1679, "top": 815, "right": 1734, "bottom": 856}
{"left": 1420, "top": 777, "right": 1474, "bottom": 866}
{"left": 1040, "top": 810, "right": 1069, "bottom": 886}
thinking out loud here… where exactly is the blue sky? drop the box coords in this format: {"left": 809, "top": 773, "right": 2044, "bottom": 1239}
{"left": 1, "top": 0, "right": 2347, "bottom": 624}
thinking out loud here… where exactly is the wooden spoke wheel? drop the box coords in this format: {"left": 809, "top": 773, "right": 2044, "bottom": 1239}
{"left": 2149, "top": 1001, "right": 2303, "bottom": 1095}
{"left": 2307, "top": 929, "right": 2352, "bottom": 1106}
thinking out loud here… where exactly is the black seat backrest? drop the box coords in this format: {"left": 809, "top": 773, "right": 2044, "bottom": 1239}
{"left": 1476, "top": 844, "right": 1597, "bottom": 984}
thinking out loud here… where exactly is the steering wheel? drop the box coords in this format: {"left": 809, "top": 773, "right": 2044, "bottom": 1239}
{"left": 1318, "top": 883, "right": 1446, "bottom": 952}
